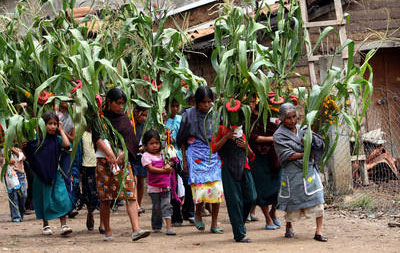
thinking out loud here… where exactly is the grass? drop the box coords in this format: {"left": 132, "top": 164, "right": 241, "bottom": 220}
{"left": 345, "top": 194, "right": 376, "bottom": 212}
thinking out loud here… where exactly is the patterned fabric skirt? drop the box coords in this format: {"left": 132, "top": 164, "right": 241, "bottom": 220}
{"left": 190, "top": 180, "right": 224, "bottom": 204}
{"left": 96, "top": 158, "right": 136, "bottom": 201}
{"left": 284, "top": 204, "right": 324, "bottom": 222}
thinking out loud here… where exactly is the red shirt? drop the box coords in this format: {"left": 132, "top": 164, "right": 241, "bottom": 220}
{"left": 211, "top": 125, "right": 254, "bottom": 170}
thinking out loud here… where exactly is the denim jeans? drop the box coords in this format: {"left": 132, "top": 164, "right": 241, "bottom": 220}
{"left": 6, "top": 172, "right": 27, "bottom": 221}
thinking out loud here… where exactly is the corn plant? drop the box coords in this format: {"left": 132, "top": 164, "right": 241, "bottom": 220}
{"left": 0, "top": 0, "right": 202, "bottom": 184}
{"left": 211, "top": 0, "right": 374, "bottom": 177}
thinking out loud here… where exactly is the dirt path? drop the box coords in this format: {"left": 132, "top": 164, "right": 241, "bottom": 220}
{"left": 0, "top": 183, "right": 399, "bottom": 253}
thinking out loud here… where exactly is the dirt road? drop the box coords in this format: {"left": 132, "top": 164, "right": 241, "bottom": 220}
{"left": 0, "top": 183, "right": 399, "bottom": 253}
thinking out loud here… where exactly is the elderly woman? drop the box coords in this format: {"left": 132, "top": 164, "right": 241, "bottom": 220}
{"left": 273, "top": 103, "right": 327, "bottom": 242}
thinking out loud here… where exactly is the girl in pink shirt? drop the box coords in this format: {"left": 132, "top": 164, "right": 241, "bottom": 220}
{"left": 141, "top": 129, "right": 176, "bottom": 235}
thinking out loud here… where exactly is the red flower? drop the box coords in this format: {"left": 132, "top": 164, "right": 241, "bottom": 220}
{"left": 269, "top": 96, "right": 284, "bottom": 105}
{"left": 268, "top": 92, "right": 276, "bottom": 98}
{"left": 225, "top": 99, "right": 241, "bottom": 112}
{"left": 181, "top": 80, "right": 186, "bottom": 86}
{"left": 0, "top": 123, "right": 4, "bottom": 146}
{"left": 71, "top": 79, "right": 83, "bottom": 94}
{"left": 289, "top": 95, "right": 298, "bottom": 106}
{"left": 157, "top": 82, "right": 162, "bottom": 91}
{"left": 195, "top": 159, "right": 202, "bottom": 164}
{"left": 143, "top": 76, "right": 150, "bottom": 82}
{"left": 96, "top": 94, "right": 102, "bottom": 108}
{"left": 38, "top": 91, "right": 49, "bottom": 105}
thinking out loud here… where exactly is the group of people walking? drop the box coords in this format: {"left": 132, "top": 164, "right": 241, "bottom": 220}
{"left": 1, "top": 86, "right": 328, "bottom": 243}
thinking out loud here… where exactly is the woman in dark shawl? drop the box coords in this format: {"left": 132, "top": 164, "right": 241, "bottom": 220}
{"left": 24, "top": 111, "right": 72, "bottom": 235}
{"left": 273, "top": 103, "right": 327, "bottom": 242}
{"left": 93, "top": 88, "right": 150, "bottom": 241}
{"left": 248, "top": 96, "right": 282, "bottom": 230}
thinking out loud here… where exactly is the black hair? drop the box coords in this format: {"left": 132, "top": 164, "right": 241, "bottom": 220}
{"left": 42, "top": 111, "right": 59, "bottom": 124}
{"left": 142, "top": 129, "right": 161, "bottom": 151}
{"left": 106, "top": 88, "right": 127, "bottom": 106}
{"left": 165, "top": 97, "right": 179, "bottom": 110}
{"left": 194, "top": 86, "right": 213, "bottom": 106}
{"left": 134, "top": 105, "right": 147, "bottom": 112}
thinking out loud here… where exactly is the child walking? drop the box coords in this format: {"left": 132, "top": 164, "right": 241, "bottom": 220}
{"left": 1, "top": 147, "right": 28, "bottom": 222}
{"left": 80, "top": 127, "right": 98, "bottom": 231}
{"left": 24, "top": 111, "right": 73, "bottom": 236}
{"left": 141, "top": 129, "right": 176, "bottom": 235}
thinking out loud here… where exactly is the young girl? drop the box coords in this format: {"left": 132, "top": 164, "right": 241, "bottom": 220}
{"left": 1, "top": 147, "right": 27, "bottom": 222}
{"left": 80, "top": 127, "right": 98, "bottom": 231}
{"left": 165, "top": 98, "right": 185, "bottom": 226}
{"left": 132, "top": 105, "right": 149, "bottom": 214}
{"left": 176, "top": 86, "right": 224, "bottom": 234}
{"left": 24, "top": 111, "right": 73, "bottom": 236}
{"left": 141, "top": 129, "right": 176, "bottom": 235}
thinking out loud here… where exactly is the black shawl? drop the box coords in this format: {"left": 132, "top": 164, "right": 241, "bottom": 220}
{"left": 177, "top": 107, "right": 213, "bottom": 147}
{"left": 24, "top": 134, "right": 61, "bottom": 185}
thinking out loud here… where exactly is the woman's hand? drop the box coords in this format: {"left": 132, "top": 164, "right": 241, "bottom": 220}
{"left": 106, "top": 153, "right": 117, "bottom": 165}
{"left": 225, "top": 131, "right": 234, "bottom": 140}
{"left": 235, "top": 138, "right": 247, "bottom": 149}
{"left": 116, "top": 152, "right": 125, "bottom": 166}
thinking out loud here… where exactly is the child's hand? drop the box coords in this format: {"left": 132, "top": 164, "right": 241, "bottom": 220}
{"left": 58, "top": 122, "right": 64, "bottom": 134}
{"left": 163, "top": 164, "right": 172, "bottom": 173}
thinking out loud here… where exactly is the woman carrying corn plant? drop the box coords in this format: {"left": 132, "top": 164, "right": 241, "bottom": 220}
{"left": 273, "top": 103, "right": 327, "bottom": 242}
{"left": 176, "top": 86, "right": 224, "bottom": 234}
{"left": 93, "top": 88, "right": 150, "bottom": 241}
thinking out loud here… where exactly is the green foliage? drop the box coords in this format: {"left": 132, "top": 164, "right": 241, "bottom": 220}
{"left": 0, "top": 0, "right": 202, "bottom": 187}
{"left": 345, "top": 194, "right": 375, "bottom": 212}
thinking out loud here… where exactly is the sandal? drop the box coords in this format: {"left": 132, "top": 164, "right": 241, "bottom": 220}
{"left": 269, "top": 210, "right": 281, "bottom": 227}
{"left": 131, "top": 230, "right": 151, "bottom": 241}
{"left": 103, "top": 235, "right": 113, "bottom": 241}
{"left": 210, "top": 227, "right": 224, "bottom": 234}
{"left": 265, "top": 224, "right": 278, "bottom": 230}
{"left": 61, "top": 225, "right": 73, "bottom": 236}
{"left": 99, "top": 227, "right": 106, "bottom": 234}
{"left": 314, "top": 234, "right": 328, "bottom": 242}
{"left": 284, "top": 231, "right": 294, "bottom": 238}
{"left": 42, "top": 226, "right": 53, "bottom": 235}
{"left": 194, "top": 218, "right": 205, "bottom": 231}
{"left": 236, "top": 237, "right": 252, "bottom": 243}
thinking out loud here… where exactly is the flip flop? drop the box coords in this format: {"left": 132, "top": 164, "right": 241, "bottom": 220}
{"left": 314, "top": 234, "right": 328, "bottom": 242}
{"left": 103, "top": 235, "right": 113, "bottom": 241}
{"left": 265, "top": 224, "right": 278, "bottom": 230}
{"left": 131, "top": 230, "right": 151, "bottom": 241}
{"left": 194, "top": 218, "right": 205, "bottom": 231}
{"left": 210, "top": 227, "right": 224, "bottom": 234}
{"left": 269, "top": 211, "right": 281, "bottom": 227}
{"left": 236, "top": 237, "right": 252, "bottom": 243}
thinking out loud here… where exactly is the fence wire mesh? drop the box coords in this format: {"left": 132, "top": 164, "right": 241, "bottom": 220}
{"left": 327, "top": 87, "right": 400, "bottom": 216}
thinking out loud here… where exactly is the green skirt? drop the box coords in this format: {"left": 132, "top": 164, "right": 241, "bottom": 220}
{"left": 249, "top": 154, "right": 282, "bottom": 206}
{"left": 33, "top": 171, "right": 72, "bottom": 221}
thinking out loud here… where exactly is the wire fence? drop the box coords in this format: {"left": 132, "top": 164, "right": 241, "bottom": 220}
{"left": 328, "top": 87, "right": 400, "bottom": 215}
